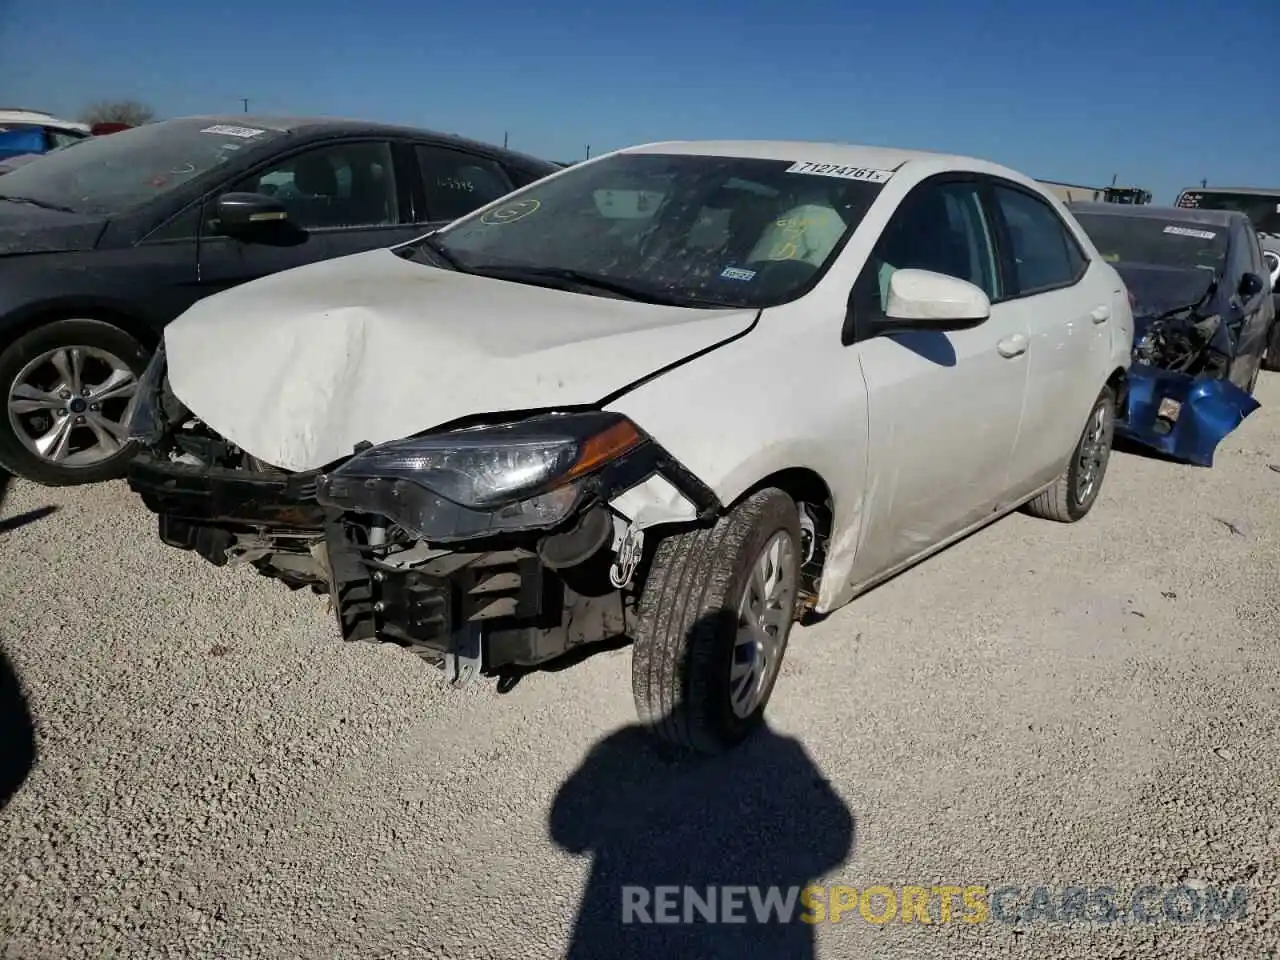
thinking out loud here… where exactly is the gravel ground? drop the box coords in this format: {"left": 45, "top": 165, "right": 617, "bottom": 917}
{"left": 2, "top": 375, "right": 1279, "bottom": 960}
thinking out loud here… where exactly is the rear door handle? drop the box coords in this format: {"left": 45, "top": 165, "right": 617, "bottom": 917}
{"left": 996, "top": 333, "right": 1028, "bottom": 358}
{"left": 1091, "top": 304, "right": 1111, "bottom": 323}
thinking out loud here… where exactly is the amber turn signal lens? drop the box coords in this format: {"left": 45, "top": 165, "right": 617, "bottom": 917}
{"left": 566, "top": 419, "right": 643, "bottom": 480}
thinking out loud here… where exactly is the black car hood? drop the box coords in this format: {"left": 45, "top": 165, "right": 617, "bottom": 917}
{"left": 0, "top": 202, "right": 106, "bottom": 255}
{"left": 1114, "top": 262, "right": 1214, "bottom": 320}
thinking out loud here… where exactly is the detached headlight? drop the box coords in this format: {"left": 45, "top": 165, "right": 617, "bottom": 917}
{"left": 315, "top": 412, "right": 646, "bottom": 542}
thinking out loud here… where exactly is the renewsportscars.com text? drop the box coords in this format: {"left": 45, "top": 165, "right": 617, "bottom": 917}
{"left": 621, "top": 883, "right": 1250, "bottom": 925}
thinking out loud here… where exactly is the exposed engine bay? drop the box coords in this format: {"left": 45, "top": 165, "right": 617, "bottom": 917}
{"left": 1116, "top": 281, "right": 1260, "bottom": 466}
{"left": 1132, "top": 309, "right": 1231, "bottom": 380}
{"left": 125, "top": 344, "right": 831, "bottom": 684}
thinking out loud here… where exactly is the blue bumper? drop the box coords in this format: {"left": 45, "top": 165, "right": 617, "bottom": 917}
{"left": 1117, "top": 364, "right": 1260, "bottom": 467}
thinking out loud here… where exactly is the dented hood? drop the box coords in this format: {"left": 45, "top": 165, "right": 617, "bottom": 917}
{"left": 164, "top": 248, "right": 758, "bottom": 472}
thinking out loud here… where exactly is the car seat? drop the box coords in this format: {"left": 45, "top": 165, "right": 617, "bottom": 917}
{"left": 291, "top": 153, "right": 340, "bottom": 226}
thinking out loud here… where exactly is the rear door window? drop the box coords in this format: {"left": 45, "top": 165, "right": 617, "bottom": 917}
{"left": 992, "top": 185, "right": 1088, "bottom": 295}
{"left": 416, "top": 146, "right": 515, "bottom": 222}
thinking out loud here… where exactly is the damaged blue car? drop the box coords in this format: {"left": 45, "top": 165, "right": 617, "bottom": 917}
{"left": 1069, "top": 202, "right": 1276, "bottom": 466}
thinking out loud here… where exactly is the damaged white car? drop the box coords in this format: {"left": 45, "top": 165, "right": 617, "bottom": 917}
{"left": 125, "top": 141, "right": 1133, "bottom": 754}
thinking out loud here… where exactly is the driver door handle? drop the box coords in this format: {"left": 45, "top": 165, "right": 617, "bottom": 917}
{"left": 1091, "top": 304, "right": 1111, "bottom": 323}
{"left": 997, "top": 333, "right": 1028, "bottom": 358}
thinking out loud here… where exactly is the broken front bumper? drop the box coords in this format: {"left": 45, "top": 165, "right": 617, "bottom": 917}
{"left": 1117, "top": 363, "right": 1260, "bottom": 467}
{"left": 126, "top": 455, "right": 328, "bottom": 565}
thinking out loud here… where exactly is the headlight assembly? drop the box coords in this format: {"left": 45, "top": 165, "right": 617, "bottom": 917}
{"left": 314, "top": 412, "right": 647, "bottom": 542}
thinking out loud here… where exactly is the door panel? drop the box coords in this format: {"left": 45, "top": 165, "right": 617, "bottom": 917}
{"left": 846, "top": 178, "right": 1029, "bottom": 586}
{"left": 988, "top": 183, "right": 1107, "bottom": 493}
{"left": 196, "top": 139, "right": 424, "bottom": 298}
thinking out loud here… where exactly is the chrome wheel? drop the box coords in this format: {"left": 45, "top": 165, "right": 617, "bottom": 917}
{"left": 7, "top": 346, "right": 138, "bottom": 468}
{"left": 730, "top": 530, "right": 798, "bottom": 719}
{"left": 1075, "top": 401, "right": 1113, "bottom": 505}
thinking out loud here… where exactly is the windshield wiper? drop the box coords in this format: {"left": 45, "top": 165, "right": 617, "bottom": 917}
{"left": 407, "top": 234, "right": 467, "bottom": 272}
{"left": 0, "top": 195, "right": 77, "bottom": 213}
{"left": 469, "top": 265, "right": 730, "bottom": 308}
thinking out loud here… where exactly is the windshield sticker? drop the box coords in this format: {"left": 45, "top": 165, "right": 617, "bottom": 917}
{"left": 720, "top": 267, "right": 756, "bottom": 281}
{"left": 1164, "top": 225, "right": 1216, "bottom": 240}
{"left": 200, "top": 124, "right": 267, "bottom": 138}
{"left": 480, "top": 198, "right": 540, "bottom": 225}
{"left": 785, "top": 161, "right": 893, "bottom": 183}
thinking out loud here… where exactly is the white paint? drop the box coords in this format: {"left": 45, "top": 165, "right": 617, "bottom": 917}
{"left": 608, "top": 475, "right": 698, "bottom": 529}
{"left": 1163, "top": 225, "right": 1216, "bottom": 240}
{"left": 164, "top": 138, "right": 1133, "bottom": 618}
{"left": 163, "top": 248, "right": 757, "bottom": 472}
{"left": 883, "top": 269, "right": 990, "bottom": 321}
{"left": 199, "top": 124, "right": 267, "bottom": 138}
{"left": 784, "top": 161, "right": 894, "bottom": 183}
{"left": 0, "top": 110, "right": 89, "bottom": 134}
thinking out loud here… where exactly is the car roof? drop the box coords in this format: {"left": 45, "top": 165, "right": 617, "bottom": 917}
{"left": 614, "top": 139, "right": 1039, "bottom": 183}
{"left": 158, "top": 114, "right": 558, "bottom": 170}
{"left": 1068, "top": 201, "right": 1244, "bottom": 229}
{"left": 1178, "top": 186, "right": 1280, "bottom": 198}
{"left": 0, "top": 109, "right": 90, "bottom": 133}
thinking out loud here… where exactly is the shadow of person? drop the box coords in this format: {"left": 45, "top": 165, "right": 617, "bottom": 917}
{"left": 0, "top": 645, "right": 36, "bottom": 810}
{"left": 550, "top": 719, "right": 854, "bottom": 960}
{"left": 0, "top": 468, "right": 58, "bottom": 535}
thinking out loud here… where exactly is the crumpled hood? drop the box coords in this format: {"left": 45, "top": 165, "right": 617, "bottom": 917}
{"left": 0, "top": 203, "right": 106, "bottom": 255}
{"left": 164, "top": 248, "right": 758, "bottom": 472}
{"left": 1115, "top": 263, "right": 1214, "bottom": 320}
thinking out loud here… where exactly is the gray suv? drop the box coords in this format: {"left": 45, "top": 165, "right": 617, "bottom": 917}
{"left": 1176, "top": 186, "right": 1280, "bottom": 370}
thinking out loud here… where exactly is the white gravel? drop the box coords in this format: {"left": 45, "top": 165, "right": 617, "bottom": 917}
{"left": 2, "top": 376, "right": 1279, "bottom": 959}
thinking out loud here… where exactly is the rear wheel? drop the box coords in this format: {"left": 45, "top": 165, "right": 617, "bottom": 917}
{"left": 0, "top": 319, "right": 150, "bottom": 486}
{"left": 631, "top": 487, "right": 801, "bottom": 754}
{"left": 1023, "top": 385, "right": 1115, "bottom": 523}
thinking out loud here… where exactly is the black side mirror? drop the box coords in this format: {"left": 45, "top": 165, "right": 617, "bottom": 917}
{"left": 216, "top": 191, "right": 289, "bottom": 236}
{"left": 1238, "top": 271, "right": 1265, "bottom": 300}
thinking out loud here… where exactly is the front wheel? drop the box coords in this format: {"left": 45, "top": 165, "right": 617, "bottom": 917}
{"left": 1023, "top": 385, "right": 1116, "bottom": 523}
{"left": 631, "top": 487, "right": 802, "bottom": 755}
{"left": 0, "top": 319, "right": 151, "bottom": 486}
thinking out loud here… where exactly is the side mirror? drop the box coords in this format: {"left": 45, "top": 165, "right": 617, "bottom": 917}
{"left": 216, "top": 192, "right": 290, "bottom": 236}
{"left": 876, "top": 268, "right": 991, "bottom": 332}
{"left": 1238, "top": 271, "right": 1265, "bottom": 300}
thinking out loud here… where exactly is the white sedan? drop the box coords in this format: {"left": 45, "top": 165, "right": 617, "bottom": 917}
{"left": 125, "top": 140, "right": 1134, "bottom": 754}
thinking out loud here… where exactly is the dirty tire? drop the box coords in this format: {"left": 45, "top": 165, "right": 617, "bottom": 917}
{"left": 631, "top": 487, "right": 801, "bottom": 755}
{"left": 1263, "top": 318, "right": 1280, "bottom": 373}
{"left": 1023, "top": 385, "right": 1115, "bottom": 523}
{"left": 0, "top": 319, "right": 151, "bottom": 486}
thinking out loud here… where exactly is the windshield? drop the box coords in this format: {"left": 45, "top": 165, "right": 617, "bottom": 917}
{"left": 0, "top": 119, "right": 286, "bottom": 216}
{"left": 1175, "top": 190, "right": 1280, "bottom": 236}
{"left": 1073, "top": 212, "right": 1228, "bottom": 273}
{"left": 421, "top": 152, "right": 888, "bottom": 308}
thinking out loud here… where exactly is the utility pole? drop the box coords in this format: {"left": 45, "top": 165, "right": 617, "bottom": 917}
{"left": 503, "top": 131, "right": 508, "bottom": 149}
{"left": 240, "top": 98, "right": 249, "bottom": 113}
{"left": 585, "top": 144, "right": 591, "bottom": 160}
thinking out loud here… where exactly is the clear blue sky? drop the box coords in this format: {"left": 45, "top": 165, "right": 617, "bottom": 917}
{"left": 2, "top": 0, "right": 1276, "bottom": 203}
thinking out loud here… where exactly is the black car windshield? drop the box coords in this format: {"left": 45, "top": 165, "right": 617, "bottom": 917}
{"left": 1175, "top": 190, "right": 1280, "bottom": 236}
{"left": 1073, "top": 212, "right": 1228, "bottom": 273}
{"left": 0, "top": 118, "right": 286, "bottom": 216}
{"left": 421, "top": 152, "right": 888, "bottom": 308}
